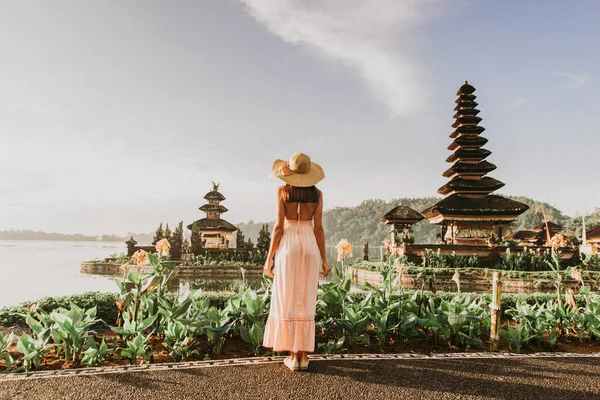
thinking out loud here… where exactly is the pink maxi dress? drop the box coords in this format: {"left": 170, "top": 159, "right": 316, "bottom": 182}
{"left": 262, "top": 202, "right": 321, "bottom": 353}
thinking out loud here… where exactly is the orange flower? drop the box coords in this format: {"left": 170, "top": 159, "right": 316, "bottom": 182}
{"left": 155, "top": 238, "right": 171, "bottom": 257}
{"left": 391, "top": 244, "right": 405, "bottom": 257}
{"left": 121, "top": 264, "right": 131, "bottom": 273}
{"left": 565, "top": 288, "right": 577, "bottom": 309}
{"left": 336, "top": 239, "right": 353, "bottom": 262}
{"left": 383, "top": 239, "right": 391, "bottom": 247}
{"left": 452, "top": 270, "right": 460, "bottom": 285}
{"left": 395, "top": 263, "right": 404, "bottom": 275}
{"left": 570, "top": 268, "right": 584, "bottom": 285}
{"left": 132, "top": 249, "right": 148, "bottom": 266}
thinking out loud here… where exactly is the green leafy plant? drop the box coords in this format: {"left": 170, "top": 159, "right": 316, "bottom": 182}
{"left": 578, "top": 290, "right": 600, "bottom": 340}
{"left": 437, "top": 295, "right": 485, "bottom": 348}
{"left": 316, "top": 267, "right": 348, "bottom": 340}
{"left": 16, "top": 334, "right": 52, "bottom": 372}
{"left": 163, "top": 320, "right": 197, "bottom": 361}
{"left": 110, "top": 312, "right": 157, "bottom": 340}
{"left": 317, "top": 336, "right": 347, "bottom": 354}
{"left": 342, "top": 295, "right": 372, "bottom": 351}
{"left": 501, "top": 320, "right": 535, "bottom": 353}
{"left": 200, "top": 307, "right": 232, "bottom": 354}
{"left": 49, "top": 304, "right": 101, "bottom": 362}
{"left": 0, "top": 331, "right": 16, "bottom": 369}
{"left": 120, "top": 332, "right": 153, "bottom": 365}
{"left": 236, "top": 287, "right": 270, "bottom": 355}
{"left": 81, "top": 338, "right": 112, "bottom": 367}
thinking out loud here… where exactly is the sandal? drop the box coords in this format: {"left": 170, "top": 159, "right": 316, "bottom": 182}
{"left": 299, "top": 358, "right": 309, "bottom": 370}
{"left": 283, "top": 356, "right": 299, "bottom": 371}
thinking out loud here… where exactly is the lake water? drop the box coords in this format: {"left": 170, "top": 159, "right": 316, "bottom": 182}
{"left": 0, "top": 240, "right": 124, "bottom": 308}
{"left": 0, "top": 240, "right": 366, "bottom": 309}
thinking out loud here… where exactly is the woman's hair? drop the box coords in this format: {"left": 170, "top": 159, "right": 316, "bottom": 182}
{"left": 280, "top": 184, "right": 320, "bottom": 203}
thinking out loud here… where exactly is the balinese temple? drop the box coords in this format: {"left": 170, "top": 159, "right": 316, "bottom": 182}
{"left": 504, "top": 222, "right": 563, "bottom": 246}
{"left": 380, "top": 205, "right": 424, "bottom": 244}
{"left": 421, "top": 81, "right": 529, "bottom": 245}
{"left": 586, "top": 225, "right": 600, "bottom": 254}
{"left": 187, "top": 182, "right": 237, "bottom": 249}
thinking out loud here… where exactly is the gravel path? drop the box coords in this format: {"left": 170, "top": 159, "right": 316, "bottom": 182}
{"left": 1, "top": 356, "right": 599, "bottom": 400}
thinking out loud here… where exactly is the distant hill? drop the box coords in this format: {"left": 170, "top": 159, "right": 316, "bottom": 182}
{"left": 0, "top": 230, "right": 153, "bottom": 243}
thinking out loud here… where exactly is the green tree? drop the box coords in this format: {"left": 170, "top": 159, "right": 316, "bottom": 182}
{"left": 257, "top": 224, "right": 271, "bottom": 253}
{"left": 168, "top": 221, "right": 184, "bottom": 260}
{"left": 190, "top": 225, "right": 204, "bottom": 256}
{"left": 236, "top": 226, "right": 246, "bottom": 249}
{"left": 152, "top": 223, "right": 165, "bottom": 245}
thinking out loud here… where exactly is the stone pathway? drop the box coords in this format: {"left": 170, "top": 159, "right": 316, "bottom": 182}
{"left": 1, "top": 352, "right": 599, "bottom": 399}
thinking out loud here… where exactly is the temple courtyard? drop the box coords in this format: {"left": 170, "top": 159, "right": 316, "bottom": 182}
{"left": 1, "top": 353, "right": 599, "bottom": 399}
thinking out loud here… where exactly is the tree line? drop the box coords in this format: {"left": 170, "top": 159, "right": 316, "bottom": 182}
{"left": 3, "top": 197, "right": 597, "bottom": 247}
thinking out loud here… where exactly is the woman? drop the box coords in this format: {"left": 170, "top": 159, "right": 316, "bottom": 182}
{"left": 262, "top": 152, "right": 331, "bottom": 371}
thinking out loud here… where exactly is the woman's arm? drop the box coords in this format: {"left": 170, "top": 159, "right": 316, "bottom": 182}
{"left": 313, "top": 190, "right": 331, "bottom": 276}
{"left": 263, "top": 187, "right": 285, "bottom": 278}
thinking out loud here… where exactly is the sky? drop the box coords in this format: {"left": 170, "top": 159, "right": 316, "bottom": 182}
{"left": 0, "top": 0, "right": 598, "bottom": 236}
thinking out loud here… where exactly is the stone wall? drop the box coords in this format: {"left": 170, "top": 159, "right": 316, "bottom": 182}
{"left": 80, "top": 263, "right": 152, "bottom": 275}
{"left": 80, "top": 262, "right": 262, "bottom": 278}
{"left": 402, "top": 244, "right": 579, "bottom": 266}
{"left": 348, "top": 266, "right": 590, "bottom": 294}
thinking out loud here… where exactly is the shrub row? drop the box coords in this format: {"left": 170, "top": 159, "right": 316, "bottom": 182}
{"left": 0, "top": 289, "right": 589, "bottom": 329}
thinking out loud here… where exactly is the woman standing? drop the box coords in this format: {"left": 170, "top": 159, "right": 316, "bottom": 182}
{"left": 262, "top": 152, "right": 331, "bottom": 371}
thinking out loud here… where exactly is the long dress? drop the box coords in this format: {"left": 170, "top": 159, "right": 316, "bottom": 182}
{"left": 262, "top": 203, "right": 321, "bottom": 353}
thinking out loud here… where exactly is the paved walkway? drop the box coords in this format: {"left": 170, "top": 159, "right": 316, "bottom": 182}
{"left": 1, "top": 353, "right": 599, "bottom": 399}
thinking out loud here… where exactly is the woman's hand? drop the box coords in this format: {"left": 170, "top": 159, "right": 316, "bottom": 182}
{"left": 321, "top": 261, "right": 332, "bottom": 277}
{"left": 263, "top": 256, "right": 274, "bottom": 278}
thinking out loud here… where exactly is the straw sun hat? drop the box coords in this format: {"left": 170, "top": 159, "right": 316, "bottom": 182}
{"left": 272, "top": 152, "right": 325, "bottom": 187}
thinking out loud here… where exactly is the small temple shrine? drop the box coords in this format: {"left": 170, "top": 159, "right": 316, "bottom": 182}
{"left": 187, "top": 182, "right": 237, "bottom": 249}
{"left": 420, "top": 81, "right": 529, "bottom": 246}
{"left": 380, "top": 205, "right": 424, "bottom": 244}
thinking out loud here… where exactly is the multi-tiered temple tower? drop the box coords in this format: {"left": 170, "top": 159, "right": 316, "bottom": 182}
{"left": 422, "top": 81, "right": 529, "bottom": 245}
{"left": 187, "top": 182, "right": 237, "bottom": 249}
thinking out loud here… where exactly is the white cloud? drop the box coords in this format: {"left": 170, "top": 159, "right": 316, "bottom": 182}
{"left": 545, "top": 72, "right": 588, "bottom": 88}
{"left": 510, "top": 98, "right": 527, "bottom": 109}
{"left": 241, "top": 0, "right": 440, "bottom": 117}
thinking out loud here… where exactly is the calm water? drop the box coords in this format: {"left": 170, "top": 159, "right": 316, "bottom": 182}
{"left": 0, "top": 240, "right": 124, "bottom": 308}
{"left": 0, "top": 240, "right": 378, "bottom": 309}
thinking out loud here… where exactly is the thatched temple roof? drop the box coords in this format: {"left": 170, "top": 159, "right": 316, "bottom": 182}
{"left": 586, "top": 225, "right": 600, "bottom": 241}
{"left": 187, "top": 218, "right": 237, "bottom": 232}
{"left": 421, "top": 195, "right": 530, "bottom": 221}
{"left": 381, "top": 205, "right": 424, "bottom": 224}
{"left": 204, "top": 190, "right": 226, "bottom": 201}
